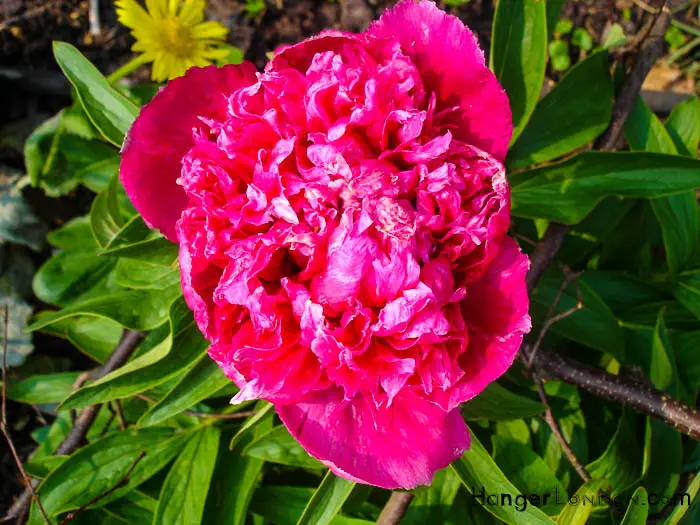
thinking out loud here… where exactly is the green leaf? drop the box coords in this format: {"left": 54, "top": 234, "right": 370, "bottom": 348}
{"left": 36, "top": 315, "right": 123, "bottom": 364}
{"left": 53, "top": 42, "right": 138, "bottom": 146}
{"left": 203, "top": 411, "right": 274, "bottom": 525}
{"left": 668, "top": 271, "right": 700, "bottom": 321}
{"left": 571, "top": 28, "right": 593, "bottom": 51}
{"left": 138, "top": 357, "right": 233, "bottom": 426}
{"left": 33, "top": 242, "right": 118, "bottom": 307}
{"left": 665, "top": 96, "right": 700, "bottom": 157}
{"left": 402, "top": 468, "right": 461, "bottom": 524}
{"left": 620, "top": 487, "right": 649, "bottom": 524}
{"left": 461, "top": 383, "right": 543, "bottom": 421}
{"left": 115, "top": 259, "right": 180, "bottom": 290}
{"left": 58, "top": 297, "right": 206, "bottom": 410}
{"left": 546, "top": 0, "right": 567, "bottom": 38}
{"left": 28, "top": 283, "right": 181, "bottom": 333}
{"left": 602, "top": 23, "right": 627, "bottom": 49}
{"left": 451, "top": 433, "right": 551, "bottom": 525}
{"left": 244, "top": 425, "right": 324, "bottom": 469}
{"left": 643, "top": 418, "right": 682, "bottom": 514}
{"left": 154, "top": 426, "right": 220, "bottom": 525}
{"left": 555, "top": 479, "right": 609, "bottom": 524}
{"left": 28, "top": 427, "right": 190, "bottom": 524}
{"left": 510, "top": 152, "right": 700, "bottom": 224}
{"left": 490, "top": 0, "right": 547, "bottom": 143}
{"left": 624, "top": 95, "right": 698, "bottom": 276}
{"left": 533, "top": 383, "right": 587, "bottom": 491}
{"left": 75, "top": 155, "right": 120, "bottom": 193}
{"left": 532, "top": 275, "right": 625, "bottom": 359}
{"left": 649, "top": 309, "right": 674, "bottom": 390}
{"left": 0, "top": 173, "right": 46, "bottom": 251}
{"left": 492, "top": 436, "right": 567, "bottom": 516}
{"left": 672, "top": 330, "right": 700, "bottom": 389}
{"left": 508, "top": 51, "right": 612, "bottom": 169}
{"left": 4, "top": 372, "right": 80, "bottom": 404}
{"left": 297, "top": 471, "right": 356, "bottom": 525}
{"left": 586, "top": 410, "right": 642, "bottom": 496}
{"left": 90, "top": 174, "right": 126, "bottom": 248}
{"left": 661, "top": 470, "right": 700, "bottom": 524}
{"left": 229, "top": 402, "right": 275, "bottom": 450}
{"left": 102, "top": 236, "right": 179, "bottom": 267}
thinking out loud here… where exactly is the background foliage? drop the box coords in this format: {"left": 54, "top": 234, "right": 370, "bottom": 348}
{"left": 2, "top": 1, "right": 700, "bottom": 524}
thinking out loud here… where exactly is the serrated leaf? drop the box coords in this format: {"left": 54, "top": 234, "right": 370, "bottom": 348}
{"left": 451, "top": 433, "right": 551, "bottom": 525}
{"left": 153, "top": 425, "right": 220, "bottom": 525}
{"left": 138, "top": 357, "right": 233, "bottom": 427}
{"left": 461, "top": 383, "right": 543, "bottom": 421}
{"left": 53, "top": 42, "right": 138, "bottom": 147}
{"left": 27, "top": 427, "right": 190, "bottom": 524}
{"left": 297, "top": 471, "right": 356, "bottom": 525}
{"left": 490, "top": 0, "right": 547, "bottom": 143}
{"left": 508, "top": 51, "right": 612, "bottom": 169}
{"left": 244, "top": 425, "right": 324, "bottom": 469}
{"left": 510, "top": 152, "right": 700, "bottom": 224}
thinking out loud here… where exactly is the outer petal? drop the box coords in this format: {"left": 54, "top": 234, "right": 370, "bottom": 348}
{"left": 277, "top": 388, "right": 470, "bottom": 489}
{"left": 120, "top": 63, "right": 257, "bottom": 241}
{"left": 367, "top": 0, "right": 512, "bottom": 161}
{"left": 437, "top": 236, "right": 531, "bottom": 410}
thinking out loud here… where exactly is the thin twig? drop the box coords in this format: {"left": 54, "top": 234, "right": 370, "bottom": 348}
{"left": 376, "top": 492, "right": 414, "bottom": 525}
{"left": 88, "top": 0, "right": 101, "bottom": 37}
{"left": 4, "top": 331, "right": 145, "bottom": 522}
{"left": 0, "top": 306, "right": 53, "bottom": 524}
{"left": 113, "top": 401, "right": 127, "bottom": 430}
{"left": 526, "top": 269, "right": 583, "bottom": 368}
{"left": 534, "top": 378, "right": 592, "bottom": 483}
{"left": 56, "top": 451, "right": 146, "bottom": 525}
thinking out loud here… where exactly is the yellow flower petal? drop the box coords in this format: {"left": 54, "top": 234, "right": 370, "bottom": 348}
{"left": 191, "top": 21, "right": 228, "bottom": 40}
{"left": 115, "top": 0, "right": 153, "bottom": 31}
{"left": 178, "top": 0, "right": 206, "bottom": 26}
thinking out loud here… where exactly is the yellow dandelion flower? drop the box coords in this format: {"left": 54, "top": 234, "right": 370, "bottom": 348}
{"left": 115, "top": 0, "right": 230, "bottom": 82}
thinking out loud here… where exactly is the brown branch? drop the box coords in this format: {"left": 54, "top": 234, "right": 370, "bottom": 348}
{"left": 56, "top": 450, "right": 146, "bottom": 525}
{"left": 533, "top": 350, "right": 700, "bottom": 440}
{"left": 4, "top": 330, "right": 145, "bottom": 522}
{"left": 1, "top": 306, "right": 53, "bottom": 525}
{"left": 376, "top": 492, "right": 414, "bottom": 525}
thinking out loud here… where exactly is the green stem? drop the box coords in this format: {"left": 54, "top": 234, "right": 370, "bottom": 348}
{"left": 107, "top": 54, "right": 149, "bottom": 84}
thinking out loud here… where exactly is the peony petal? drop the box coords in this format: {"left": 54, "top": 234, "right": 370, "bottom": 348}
{"left": 120, "top": 63, "right": 257, "bottom": 241}
{"left": 277, "top": 388, "right": 470, "bottom": 489}
{"left": 367, "top": 0, "right": 512, "bottom": 161}
{"left": 435, "top": 237, "right": 531, "bottom": 411}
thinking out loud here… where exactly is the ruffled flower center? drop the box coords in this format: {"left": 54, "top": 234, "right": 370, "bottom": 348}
{"left": 176, "top": 34, "right": 511, "bottom": 411}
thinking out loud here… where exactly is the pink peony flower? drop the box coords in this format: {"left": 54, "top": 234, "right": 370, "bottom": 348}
{"left": 121, "top": 0, "right": 530, "bottom": 489}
